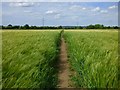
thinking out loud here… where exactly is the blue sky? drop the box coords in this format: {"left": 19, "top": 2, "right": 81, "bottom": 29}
{"left": 2, "top": 2, "right": 118, "bottom": 26}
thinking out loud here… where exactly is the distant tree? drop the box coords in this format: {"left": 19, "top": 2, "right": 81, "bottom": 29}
{"left": 31, "top": 26, "right": 37, "bottom": 29}
{"left": 13, "top": 26, "right": 20, "bottom": 29}
{"left": 58, "top": 26, "right": 63, "bottom": 29}
{"left": 86, "top": 25, "right": 95, "bottom": 29}
{"left": 86, "top": 24, "right": 104, "bottom": 29}
{"left": 114, "top": 26, "right": 118, "bottom": 29}
{"left": 24, "top": 24, "right": 29, "bottom": 29}
{"left": 78, "top": 26, "right": 83, "bottom": 29}
{"left": 1, "top": 24, "right": 118, "bottom": 30}
{"left": 107, "top": 26, "right": 111, "bottom": 29}
{"left": 8, "top": 24, "right": 12, "bottom": 27}
{"left": 7, "top": 24, "right": 12, "bottom": 29}
{"left": 0, "top": 26, "right": 2, "bottom": 29}
{"left": 94, "top": 24, "right": 104, "bottom": 29}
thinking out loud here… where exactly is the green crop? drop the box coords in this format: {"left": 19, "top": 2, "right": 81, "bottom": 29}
{"left": 2, "top": 29, "right": 118, "bottom": 88}
{"left": 64, "top": 30, "right": 118, "bottom": 88}
{"left": 2, "top": 30, "right": 60, "bottom": 88}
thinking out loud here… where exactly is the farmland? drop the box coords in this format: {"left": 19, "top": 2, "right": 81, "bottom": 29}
{"left": 64, "top": 30, "right": 118, "bottom": 88}
{"left": 2, "top": 29, "right": 118, "bottom": 88}
{"left": 2, "top": 30, "right": 60, "bottom": 88}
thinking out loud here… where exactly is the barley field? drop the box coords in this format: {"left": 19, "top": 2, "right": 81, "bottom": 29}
{"left": 2, "top": 30, "right": 60, "bottom": 88}
{"left": 2, "top": 29, "right": 118, "bottom": 88}
{"left": 64, "top": 30, "right": 118, "bottom": 88}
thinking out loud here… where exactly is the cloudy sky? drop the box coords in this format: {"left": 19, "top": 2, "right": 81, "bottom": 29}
{"left": 2, "top": 2, "right": 118, "bottom": 26}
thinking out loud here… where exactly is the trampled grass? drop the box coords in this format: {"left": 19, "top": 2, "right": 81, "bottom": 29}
{"left": 2, "top": 30, "right": 60, "bottom": 88}
{"left": 64, "top": 30, "right": 118, "bottom": 88}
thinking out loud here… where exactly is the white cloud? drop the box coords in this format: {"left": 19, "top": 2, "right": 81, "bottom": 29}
{"left": 9, "top": 2, "right": 34, "bottom": 7}
{"left": 100, "top": 10, "right": 108, "bottom": 13}
{"left": 45, "top": 10, "right": 59, "bottom": 15}
{"left": 92, "top": 7, "right": 100, "bottom": 11}
{"left": 69, "top": 5, "right": 87, "bottom": 11}
{"left": 70, "top": 5, "right": 81, "bottom": 10}
{"left": 46, "top": 10, "right": 54, "bottom": 14}
{"left": 82, "top": 7, "right": 86, "bottom": 10}
{"left": 108, "top": 5, "right": 117, "bottom": 9}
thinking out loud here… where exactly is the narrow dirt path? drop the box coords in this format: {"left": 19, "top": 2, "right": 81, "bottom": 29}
{"left": 58, "top": 36, "right": 70, "bottom": 88}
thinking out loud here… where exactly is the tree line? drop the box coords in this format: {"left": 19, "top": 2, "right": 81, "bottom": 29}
{"left": 1, "top": 24, "right": 118, "bottom": 29}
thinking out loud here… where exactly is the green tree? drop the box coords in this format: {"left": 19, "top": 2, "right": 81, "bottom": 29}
{"left": 24, "top": 24, "right": 29, "bottom": 29}
{"left": 7, "top": 24, "right": 12, "bottom": 29}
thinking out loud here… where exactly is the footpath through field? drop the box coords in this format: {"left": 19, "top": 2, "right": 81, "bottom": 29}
{"left": 58, "top": 31, "right": 70, "bottom": 88}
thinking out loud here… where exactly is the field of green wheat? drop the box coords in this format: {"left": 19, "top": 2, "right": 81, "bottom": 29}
{"left": 2, "top": 29, "right": 118, "bottom": 88}
{"left": 2, "top": 30, "right": 60, "bottom": 88}
{"left": 64, "top": 30, "right": 118, "bottom": 88}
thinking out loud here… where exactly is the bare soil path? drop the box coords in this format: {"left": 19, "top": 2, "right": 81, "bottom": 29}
{"left": 57, "top": 37, "right": 70, "bottom": 88}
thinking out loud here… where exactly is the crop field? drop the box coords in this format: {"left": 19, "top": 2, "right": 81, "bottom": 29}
{"left": 2, "top": 30, "right": 60, "bottom": 88}
{"left": 2, "top": 29, "right": 118, "bottom": 88}
{"left": 64, "top": 30, "right": 118, "bottom": 88}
